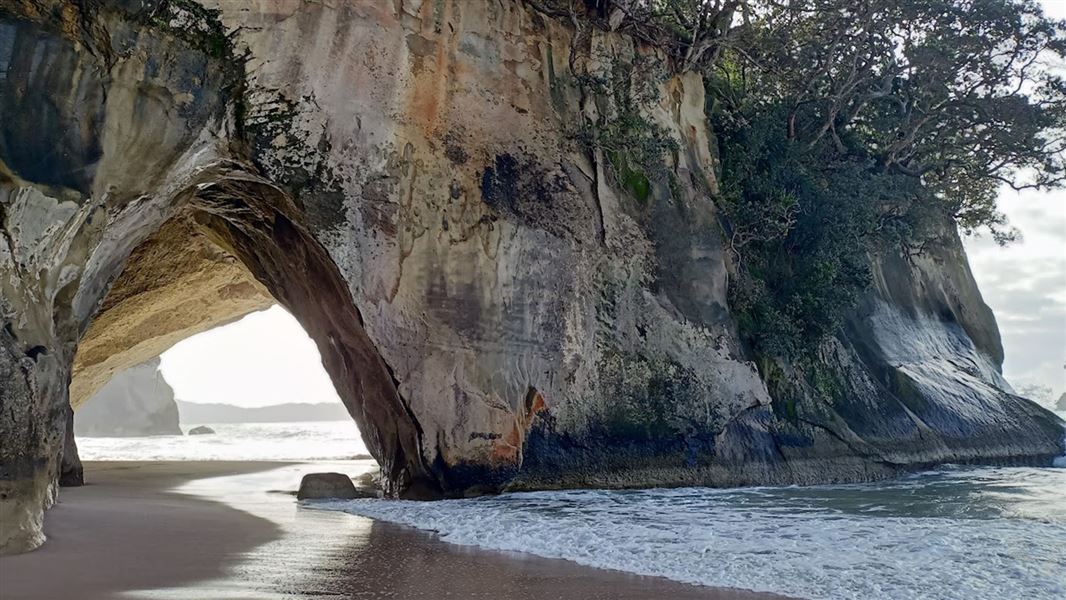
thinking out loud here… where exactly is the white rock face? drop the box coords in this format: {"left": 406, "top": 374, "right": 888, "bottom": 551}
{"left": 74, "top": 358, "right": 181, "bottom": 437}
{"left": 0, "top": 0, "right": 1062, "bottom": 555}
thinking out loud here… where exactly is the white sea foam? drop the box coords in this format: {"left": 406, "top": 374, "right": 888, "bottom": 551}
{"left": 318, "top": 466, "right": 1066, "bottom": 600}
{"left": 77, "top": 421, "right": 368, "bottom": 461}
{"left": 1053, "top": 411, "right": 1066, "bottom": 468}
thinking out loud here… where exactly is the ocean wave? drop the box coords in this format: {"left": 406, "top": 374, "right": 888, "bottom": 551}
{"left": 317, "top": 466, "right": 1066, "bottom": 600}
{"left": 1053, "top": 414, "right": 1066, "bottom": 468}
{"left": 77, "top": 421, "right": 368, "bottom": 461}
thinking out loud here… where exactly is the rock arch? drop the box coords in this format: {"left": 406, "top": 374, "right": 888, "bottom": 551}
{"left": 0, "top": 3, "right": 451, "bottom": 553}
{"left": 3, "top": 0, "right": 1062, "bottom": 557}
{"left": 187, "top": 173, "right": 434, "bottom": 498}
{"left": 66, "top": 171, "right": 437, "bottom": 500}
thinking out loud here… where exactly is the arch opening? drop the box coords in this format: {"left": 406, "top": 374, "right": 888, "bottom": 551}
{"left": 66, "top": 173, "right": 439, "bottom": 500}
{"left": 74, "top": 305, "right": 370, "bottom": 461}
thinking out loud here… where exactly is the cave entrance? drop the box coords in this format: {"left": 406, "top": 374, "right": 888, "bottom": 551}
{"left": 67, "top": 174, "right": 435, "bottom": 498}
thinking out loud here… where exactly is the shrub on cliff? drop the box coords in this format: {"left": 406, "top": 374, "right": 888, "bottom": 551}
{"left": 586, "top": 0, "right": 1066, "bottom": 233}
{"left": 715, "top": 107, "right": 937, "bottom": 357}
{"left": 711, "top": 0, "right": 1064, "bottom": 236}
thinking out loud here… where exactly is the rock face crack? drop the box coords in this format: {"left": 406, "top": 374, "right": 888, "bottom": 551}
{"left": 795, "top": 416, "right": 904, "bottom": 470}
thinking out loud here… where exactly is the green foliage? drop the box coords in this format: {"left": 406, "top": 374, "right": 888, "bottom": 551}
{"left": 620, "top": 1, "right": 745, "bottom": 71}
{"left": 143, "top": 0, "right": 231, "bottom": 59}
{"left": 577, "top": 53, "right": 679, "bottom": 203}
{"left": 608, "top": 150, "right": 652, "bottom": 203}
{"left": 564, "top": 0, "right": 1066, "bottom": 238}
{"left": 596, "top": 350, "right": 700, "bottom": 440}
{"left": 716, "top": 108, "right": 932, "bottom": 358}
{"left": 807, "top": 360, "right": 844, "bottom": 405}
{"left": 680, "top": 0, "right": 1066, "bottom": 358}
{"left": 706, "top": 0, "right": 1066, "bottom": 240}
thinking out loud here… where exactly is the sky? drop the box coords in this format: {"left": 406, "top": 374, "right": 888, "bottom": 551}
{"left": 965, "top": 189, "right": 1066, "bottom": 401}
{"left": 160, "top": 306, "right": 342, "bottom": 408}
{"left": 159, "top": 0, "right": 1066, "bottom": 409}
{"left": 960, "top": 0, "right": 1066, "bottom": 402}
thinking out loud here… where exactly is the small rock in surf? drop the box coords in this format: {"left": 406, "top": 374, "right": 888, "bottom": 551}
{"left": 297, "top": 472, "right": 359, "bottom": 500}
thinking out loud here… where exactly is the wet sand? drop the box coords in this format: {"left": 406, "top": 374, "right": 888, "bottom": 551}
{"left": 0, "top": 461, "right": 788, "bottom": 599}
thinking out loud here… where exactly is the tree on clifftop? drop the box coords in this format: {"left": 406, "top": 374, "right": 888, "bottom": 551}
{"left": 715, "top": 0, "right": 1066, "bottom": 242}
{"left": 534, "top": 0, "right": 1065, "bottom": 356}
{"left": 555, "top": 0, "right": 1066, "bottom": 238}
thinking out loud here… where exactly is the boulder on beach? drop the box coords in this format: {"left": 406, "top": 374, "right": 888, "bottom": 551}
{"left": 187, "top": 426, "right": 215, "bottom": 435}
{"left": 297, "top": 473, "right": 358, "bottom": 500}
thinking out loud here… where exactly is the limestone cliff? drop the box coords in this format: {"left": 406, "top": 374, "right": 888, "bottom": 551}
{"left": 74, "top": 357, "right": 181, "bottom": 437}
{"left": 0, "top": 0, "right": 1062, "bottom": 554}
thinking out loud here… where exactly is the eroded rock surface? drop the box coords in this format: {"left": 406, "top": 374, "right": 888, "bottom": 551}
{"left": 0, "top": 0, "right": 1062, "bottom": 554}
{"left": 71, "top": 218, "right": 273, "bottom": 408}
{"left": 74, "top": 358, "right": 181, "bottom": 437}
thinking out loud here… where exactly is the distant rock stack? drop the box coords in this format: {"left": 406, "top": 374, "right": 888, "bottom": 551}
{"left": 1057, "top": 393, "right": 1066, "bottom": 412}
{"left": 74, "top": 358, "right": 182, "bottom": 437}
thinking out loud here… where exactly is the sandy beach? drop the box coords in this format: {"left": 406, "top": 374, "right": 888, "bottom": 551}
{"left": 0, "top": 461, "right": 786, "bottom": 600}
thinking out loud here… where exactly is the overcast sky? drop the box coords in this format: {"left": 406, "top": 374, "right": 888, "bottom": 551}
{"left": 962, "top": 0, "right": 1066, "bottom": 402}
{"left": 159, "top": 1, "right": 1066, "bottom": 409}
{"left": 965, "top": 189, "right": 1066, "bottom": 402}
{"left": 160, "top": 305, "right": 342, "bottom": 408}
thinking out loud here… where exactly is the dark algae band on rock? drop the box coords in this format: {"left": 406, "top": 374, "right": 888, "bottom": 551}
{"left": 1, "top": 0, "right": 1063, "bottom": 555}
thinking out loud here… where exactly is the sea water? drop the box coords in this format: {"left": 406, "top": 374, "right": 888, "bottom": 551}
{"left": 319, "top": 413, "right": 1066, "bottom": 600}
{"left": 79, "top": 417, "right": 1066, "bottom": 599}
{"left": 77, "top": 421, "right": 369, "bottom": 461}
{"left": 321, "top": 465, "right": 1066, "bottom": 599}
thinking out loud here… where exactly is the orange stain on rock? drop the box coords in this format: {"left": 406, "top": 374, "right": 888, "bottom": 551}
{"left": 488, "top": 388, "right": 549, "bottom": 467}
{"left": 527, "top": 391, "right": 547, "bottom": 416}
{"left": 491, "top": 424, "right": 523, "bottom": 464}
{"left": 402, "top": 1, "right": 462, "bottom": 137}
